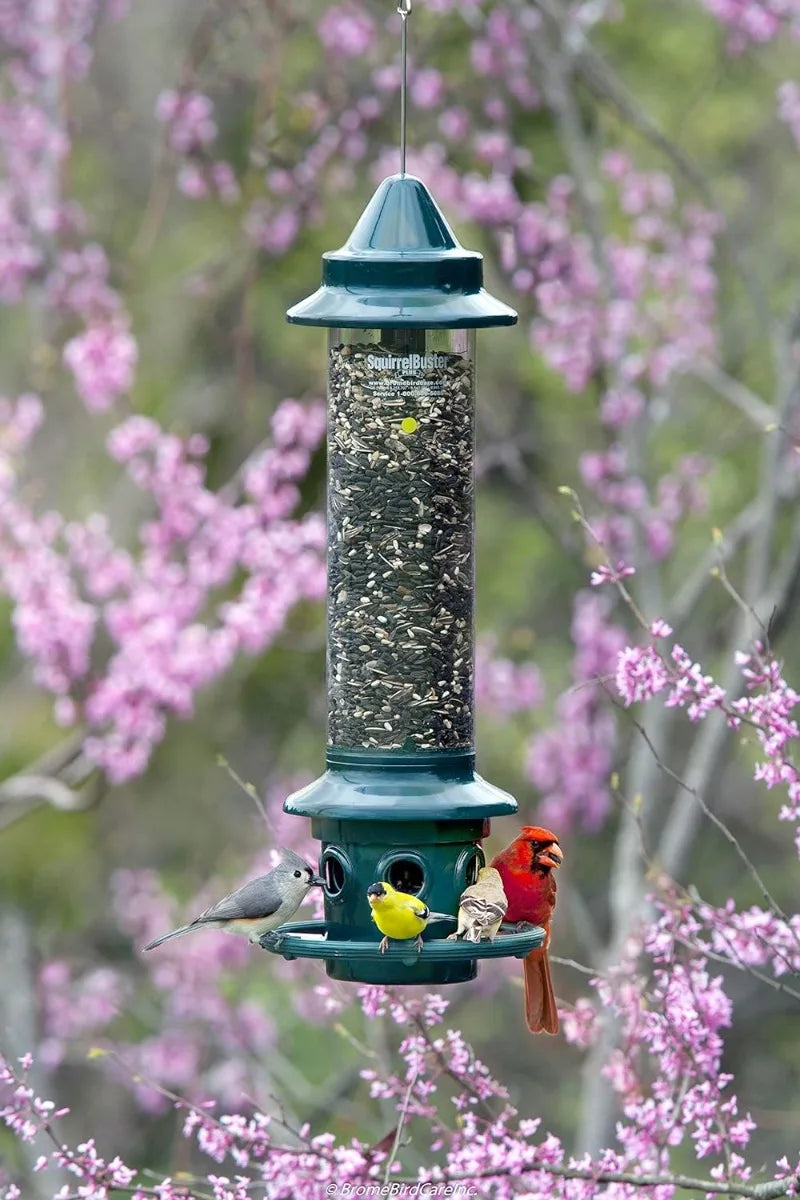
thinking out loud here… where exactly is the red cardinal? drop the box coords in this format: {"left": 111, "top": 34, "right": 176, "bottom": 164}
{"left": 491, "top": 826, "right": 563, "bottom": 1035}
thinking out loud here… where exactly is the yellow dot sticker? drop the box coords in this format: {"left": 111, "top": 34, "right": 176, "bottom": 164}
{"left": 400, "top": 416, "right": 418, "bottom": 435}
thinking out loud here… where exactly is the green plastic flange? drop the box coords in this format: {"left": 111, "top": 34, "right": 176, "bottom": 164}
{"left": 260, "top": 920, "right": 544, "bottom": 974}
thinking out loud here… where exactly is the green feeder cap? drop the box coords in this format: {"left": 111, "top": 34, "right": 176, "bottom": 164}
{"left": 286, "top": 174, "right": 518, "bottom": 329}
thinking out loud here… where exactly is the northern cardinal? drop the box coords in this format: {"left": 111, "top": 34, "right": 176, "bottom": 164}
{"left": 491, "top": 826, "right": 563, "bottom": 1034}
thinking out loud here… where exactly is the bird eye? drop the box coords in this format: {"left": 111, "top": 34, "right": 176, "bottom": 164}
{"left": 293, "top": 870, "right": 302, "bottom": 878}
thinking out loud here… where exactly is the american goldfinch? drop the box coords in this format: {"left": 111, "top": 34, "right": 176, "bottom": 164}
{"left": 447, "top": 866, "right": 508, "bottom": 943}
{"left": 366, "top": 881, "right": 454, "bottom": 953}
{"left": 144, "top": 850, "right": 324, "bottom": 950}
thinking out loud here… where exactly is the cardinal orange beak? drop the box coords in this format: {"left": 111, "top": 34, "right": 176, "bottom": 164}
{"left": 540, "top": 843, "right": 563, "bottom": 870}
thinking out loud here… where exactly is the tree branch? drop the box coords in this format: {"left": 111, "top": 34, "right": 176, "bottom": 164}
{"left": 395, "top": 1164, "right": 799, "bottom": 1198}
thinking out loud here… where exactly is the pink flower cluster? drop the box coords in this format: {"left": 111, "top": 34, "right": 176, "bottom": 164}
{"left": 526, "top": 591, "right": 627, "bottom": 832}
{"left": 0, "top": 2, "right": 139, "bottom": 412}
{"left": 0, "top": 396, "right": 325, "bottom": 781}
{"left": 7, "top": 863, "right": 800, "bottom": 1200}
{"left": 318, "top": 4, "right": 376, "bottom": 59}
{"left": 37, "top": 961, "right": 126, "bottom": 1071}
{"left": 35, "top": 839, "right": 322, "bottom": 1112}
{"left": 470, "top": 6, "right": 541, "bottom": 110}
{"left": 597, "top": 939, "right": 756, "bottom": 1181}
{"left": 475, "top": 638, "right": 544, "bottom": 717}
{"left": 700, "top": 0, "right": 800, "bottom": 52}
{"left": 156, "top": 89, "right": 217, "bottom": 153}
{"left": 580, "top": 447, "right": 709, "bottom": 562}
{"left": 155, "top": 88, "right": 239, "bottom": 204}
{"left": 245, "top": 86, "right": 385, "bottom": 255}
{"left": 498, "top": 156, "right": 719, "bottom": 398}
{"left": 616, "top": 628, "right": 800, "bottom": 851}
{"left": 651, "top": 891, "right": 800, "bottom": 981}
{"left": 615, "top": 619, "right": 729, "bottom": 721}
{"left": 62, "top": 320, "right": 137, "bottom": 412}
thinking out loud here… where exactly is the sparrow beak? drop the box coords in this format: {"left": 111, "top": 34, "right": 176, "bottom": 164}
{"left": 541, "top": 843, "right": 563, "bottom": 870}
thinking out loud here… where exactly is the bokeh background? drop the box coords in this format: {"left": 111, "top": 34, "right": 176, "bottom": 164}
{"left": 1, "top": 0, "right": 799, "bottom": 1193}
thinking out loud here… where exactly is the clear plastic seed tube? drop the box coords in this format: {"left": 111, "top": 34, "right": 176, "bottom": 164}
{"left": 327, "top": 327, "right": 475, "bottom": 752}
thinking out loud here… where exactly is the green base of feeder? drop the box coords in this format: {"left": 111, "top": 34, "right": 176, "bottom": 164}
{"left": 281, "top": 748, "right": 522, "bottom": 984}
{"left": 260, "top": 920, "right": 544, "bottom": 985}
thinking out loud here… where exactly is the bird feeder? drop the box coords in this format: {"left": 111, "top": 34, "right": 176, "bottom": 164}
{"left": 261, "top": 4, "right": 545, "bottom": 985}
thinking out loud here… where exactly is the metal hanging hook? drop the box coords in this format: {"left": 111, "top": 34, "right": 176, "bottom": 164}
{"left": 397, "top": 0, "right": 411, "bottom": 175}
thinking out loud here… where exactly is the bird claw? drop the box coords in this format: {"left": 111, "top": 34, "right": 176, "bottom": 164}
{"left": 446, "top": 932, "right": 460, "bottom": 941}
{"left": 499, "top": 920, "right": 535, "bottom": 935}
{"left": 379, "top": 936, "right": 389, "bottom": 954}
{"left": 415, "top": 934, "right": 424, "bottom": 953}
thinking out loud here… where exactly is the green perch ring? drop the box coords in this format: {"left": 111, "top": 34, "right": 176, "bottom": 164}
{"left": 260, "top": 920, "right": 545, "bottom": 969}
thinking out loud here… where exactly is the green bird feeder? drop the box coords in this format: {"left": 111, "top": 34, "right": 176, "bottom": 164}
{"left": 260, "top": 3, "right": 544, "bottom": 985}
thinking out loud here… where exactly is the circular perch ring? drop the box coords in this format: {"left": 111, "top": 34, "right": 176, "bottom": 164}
{"left": 260, "top": 920, "right": 545, "bottom": 965}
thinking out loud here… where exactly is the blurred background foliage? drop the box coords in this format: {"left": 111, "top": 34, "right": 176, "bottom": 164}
{"left": 1, "top": 0, "right": 800, "bottom": 1187}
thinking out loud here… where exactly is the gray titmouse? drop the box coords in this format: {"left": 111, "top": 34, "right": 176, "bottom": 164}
{"left": 143, "top": 849, "right": 324, "bottom": 950}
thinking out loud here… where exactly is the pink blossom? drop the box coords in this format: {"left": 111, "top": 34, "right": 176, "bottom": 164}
{"left": 318, "top": 5, "right": 375, "bottom": 58}
{"left": 590, "top": 560, "right": 636, "bottom": 587}
{"left": 211, "top": 161, "right": 240, "bottom": 203}
{"left": 177, "top": 162, "right": 209, "bottom": 199}
{"left": 156, "top": 89, "right": 217, "bottom": 153}
{"left": 411, "top": 68, "right": 444, "bottom": 110}
{"left": 63, "top": 321, "right": 138, "bottom": 411}
{"left": 527, "top": 592, "right": 625, "bottom": 831}
{"left": 600, "top": 387, "right": 645, "bottom": 428}
{"left": 616, "top": 644, "right": 669, "bottom": 705}
{"left": 438, "top": 106, "right": 470, "bottom": 140}
{"left": 244, "top": 203, "right": 300, "bottom": 255}
{"left": 475, "top": 639, "right": 544, "bottom": 716}
{"left": 701, "top": 0, "right": 798, "bottom": 52}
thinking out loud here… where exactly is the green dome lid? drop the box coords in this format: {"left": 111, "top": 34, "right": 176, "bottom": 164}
{"left": 286, "top": 174, "right": 518, "bottom": 329}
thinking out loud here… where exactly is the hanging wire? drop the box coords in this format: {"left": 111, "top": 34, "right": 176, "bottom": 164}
{"left": 397, "top": 0, "right": 411, "bottom": 175}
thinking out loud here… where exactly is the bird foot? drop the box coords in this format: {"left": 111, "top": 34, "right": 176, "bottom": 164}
{"left": 446, "top": 932, "right": 460, "bottom": 941}
{"left": 416, "top": 934, "right": 424, "bottom": 953}
{"left": 379, "top": 936, "right": 389, "bottom": 954}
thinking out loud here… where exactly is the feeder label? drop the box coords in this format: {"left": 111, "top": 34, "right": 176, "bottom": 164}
{"left": 366, "top": 352, "right": 449, "bottom": 373}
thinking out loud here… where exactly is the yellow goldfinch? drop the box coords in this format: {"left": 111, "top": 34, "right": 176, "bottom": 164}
{"left": 447, "top": 866, "right": 508, "bottom": 944}
{"left": 366, "top": 881, "right": 454, "bottom": 953}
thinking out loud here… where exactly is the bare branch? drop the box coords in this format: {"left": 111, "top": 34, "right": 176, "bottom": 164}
{"left": 394, "top": 1163, "right": 799, "bottom": 1199}
{"left": 690, "top": 362, "right": 776, "bottom": 430}
{"left": 0, "top": 773, "right": 88, "bottom": 811}
{"left": 382, "top": 1068, "right": 417, "bottom": 1185}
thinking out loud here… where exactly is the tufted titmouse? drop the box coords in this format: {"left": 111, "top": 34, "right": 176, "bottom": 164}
{"left": 143, "top": 849, "right": 324, "bottom": 951}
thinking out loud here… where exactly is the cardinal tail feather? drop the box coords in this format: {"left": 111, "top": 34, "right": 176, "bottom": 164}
{"left": 523, "top": 947, "right": 559, "bottom": 1035}
{"left": 143, "top": 923, "right": 195, "bottom": 951}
